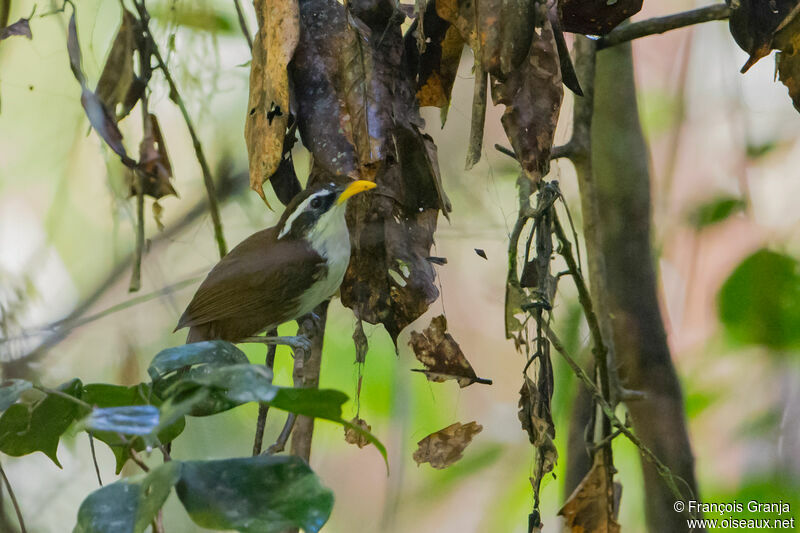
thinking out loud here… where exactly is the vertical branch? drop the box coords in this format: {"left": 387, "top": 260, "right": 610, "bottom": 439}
{"left": 0, "top": 461, "right": 26, "bottom": 533}
{"left": 128, "top": 170, "right": 145, "bottom": 292}
{"left": 290, "top": 301, "right": 329, "bottom": 462}
{"left": 252, "top": 328, "right": 278, "bottom": 455}
{"left": 133, "top": 0, "right": 228, "bottom": 258}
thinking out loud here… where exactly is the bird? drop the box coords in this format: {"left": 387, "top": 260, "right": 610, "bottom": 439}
{"left": 175, "top": 180, "right": 377, "bottom": 344}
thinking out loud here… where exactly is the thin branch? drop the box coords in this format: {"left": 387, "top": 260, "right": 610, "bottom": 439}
{"left": 133, "top": 0, "right": 228, "bottom": 258}
{"left": 129, "top": 171, "right": 146, "bottom": 292}
{"left": 545, "top": 326, "right": 696, "bottom": 511}
{"left": 88, "top": 433, "right": 103, "bottom": 486}
{"left": 0, "top": 461, "right": 26, "bottom": 533}
{"left": 232, "top": 0, "right": 253, "bottom": 50}
{"left": 128, "top": 449, "right": 150, "bottom": 472}
{"left": 265, "top": 413, "right": 297, "bottom": 455}
{"left": 597, "top": 4, "right": 730, "bottom": 50}
{"left": 253, "top": 329, "right": 278, "bottom": 456}
{"left": 494, "top": 143, "right": 573, "bottom": 162}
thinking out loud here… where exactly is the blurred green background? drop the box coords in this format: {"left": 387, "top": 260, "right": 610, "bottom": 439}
{"left": 1, "top": 0, "right": 800, "bottom": 531}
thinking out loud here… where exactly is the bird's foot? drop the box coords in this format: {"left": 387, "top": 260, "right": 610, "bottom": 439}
{"left": 240, "top": 335, "right": 312, "bottom": 356}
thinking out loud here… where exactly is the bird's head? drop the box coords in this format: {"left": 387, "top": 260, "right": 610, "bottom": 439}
{"left": 277, "top": 180, "right": 377, "bottom": 241}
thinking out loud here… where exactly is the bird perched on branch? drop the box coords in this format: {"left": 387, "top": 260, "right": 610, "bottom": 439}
{"left": 175, "top": 180, "right": 377, "bottom": 344}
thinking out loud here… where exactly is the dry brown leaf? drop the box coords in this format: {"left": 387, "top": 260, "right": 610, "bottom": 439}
{"left": 773, "top": 9, "right": 800, "bottom": 110}
{"left": 412, "top": 421, "right": 482, "bottom": 469}
{"left": 136, "top": 113, "right": 176, "bottom": 199}
{"left": 729, "top": 0, "right": 798, "bottom": 72}
{"left": 409, "top": 315, "right": 491, "bottom": 387}
{"left": 67, "top": 10, "right": 135, "bottom": 168}
{"left": 95, "top": 10, "right": 138, "bottom": 120}
{"left": 558, "top": 0, "right": 642, "bottom": 36}
{"left": 344, "top": 417, "right": 372, "bottom": 448}
{"left": 558, "top": 453, "right": 621, "bottom": 533}
{"left": 245, "top": 0, "right": 300, "bottom": 202}
{"left": 518, "top": 376, "right": 557, "bottom": 475}
{"left": 492, "top": 3, "right": 563, "bottom": 184}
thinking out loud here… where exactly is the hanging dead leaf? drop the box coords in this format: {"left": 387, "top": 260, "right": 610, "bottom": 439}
{"left": 67, "top": 10, "right": 136, "bottom": 168}
{"left": 344, "top": 417, "right": 372, "bottom": 448}
{"left": 268, "top": 120, "right": 302, "bottom": 206}
{"left": 152, "top": 201, "right": 165, "bottom": 231}
{"left": 0, "top": 16, "right": 32, "bottom": 41}
{"left": 95, "top": 9, "right": 139, "bottom": 120}
{"left": 728, "top": 0, "right": 798, "bottom": 72}
{"left": 409, "top": 315, "right": 491, "bottom": 387}
{"left": 548, "top": 4, "right": 582, "bottom": 96}
{"left": 773, "top": 8, "right": 800, "bottom": 111}
{"left": 518, "top": 376, "right": 557, "bottom": 474}
{"left": 135, "top": 113, "right": 176, "bottom": 199}
{"left": 245, "top": 0, "right": 300, "bottom": 202}
{"left": 558, "top": 453, "right": 622, "bottom": 533}
{"left": 412, "top": 421, "right": 482, "bottom": 469}
{"left": 558, "top": 0, "right": 642, "bottom": 36}
{"left": 296, "top": 0, "right": 448, "bottom": 345}
{"left": 492, "top": 3, "right": 563, "bottom": 184}
{"left": 353, "top": 318, "right": 368, "bottom": 364}
{"left": 404, "top": 2, "right": 465, "bottom": 120}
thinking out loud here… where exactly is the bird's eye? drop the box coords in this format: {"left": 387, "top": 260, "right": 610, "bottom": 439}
{"left": 310, "top": 197, "right": 322, "bottom": 209}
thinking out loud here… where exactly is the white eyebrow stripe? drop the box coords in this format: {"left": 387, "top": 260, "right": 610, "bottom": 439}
{"left": 278, "top": 191, "right": 325, "bottom": 239}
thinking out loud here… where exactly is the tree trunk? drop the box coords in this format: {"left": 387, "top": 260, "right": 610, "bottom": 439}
{"left": 566, "top": 37, "right": 703, "bottom": 532}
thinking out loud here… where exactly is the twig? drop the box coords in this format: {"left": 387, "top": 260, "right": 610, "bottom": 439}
{"left": 265, "top": 413, "right": 297, "bottom": 455}
{"left": 597, "top": 4, "right": 730, "bottom": 50}
{"left": 545, "top": 326, "right": 695, "bottom": 510}
{"left": 128, "top": 448, "right": 150, "bottom": 472}
{"left": 0, "top": 461, "right": 26, "bottom": 533}
{"left": 133, "top": 0, "right": 228, "bottom": 258}
{"left": 494, "top": 143, "right": 573, "bottom": 162}
{"left": 129, "top": 171, "right": 146, "bottom": 292}
{"left": 232, "top": 0, "right": 253, "bottom": 50}
{"left": 253, "top": 329, "right": 278, "bottom": 456}
{"left": 89, "top": 433, "right": 103, "bottom": 486}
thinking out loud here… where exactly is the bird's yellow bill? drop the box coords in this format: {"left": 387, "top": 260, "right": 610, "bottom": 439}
{"left": 337, "top": 180, "right": 377, "bottom": 204}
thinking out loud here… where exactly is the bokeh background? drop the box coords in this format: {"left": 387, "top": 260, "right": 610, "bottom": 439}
{"left": 1, "top": 0, "right": 800, "bottom": 531}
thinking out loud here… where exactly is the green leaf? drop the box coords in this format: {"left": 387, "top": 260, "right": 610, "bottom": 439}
{"left": 0, "top": 379, "right": 32, "bottom": 411}
{"left": 689, "top": 195, "right": 746, "bottom": 230}
{"left": 82, "top": 383, "right": 185, "bottom": 474}
{"left": 149, "top": 341, "right": 250, "bottom": 416}
{"left": 84, "top": 406, "right": 160, "bottom": 435}
{"left": 176, "top": 455, "right": 333, "bottom": 533}
{"left": 718, "top": 249, "right": 800, "bottom": 351}
{"left": 148, "top": 341, "right": 249, "bottom": 380}
{"left": 0, "top": 379, "right": 84, "bottom": 466}
{"left": 148, "top": 5, "right": 237, "bottom": 34}
{"left": 74, "top": 462, "right": 181, "bottom": 533}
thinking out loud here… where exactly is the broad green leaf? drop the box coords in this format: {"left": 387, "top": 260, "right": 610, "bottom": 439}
{"left": 718, "top": 249, "right": 800, "bottom": 351}
{"left": 176, "top": 455, "right": 333, "bottom": 533}
{"left": 149, "top": 341, "right": 250, "bottom": 416}
{"left": 0, "top": 379, "right": 32, "bottom": 411}
{"left": 84, "top": 406, "right": 160, "bottom": 435}
{"left": 148, "top": 341, "right": 249, "bottom": 380}
{"left": 74, "top": 461, "right": 181, "bottom": 533}
{"left": 689, "top": 196, "right": 746, "bottom": 230}
{"left": 0, "top": 379, "right": 84, "bottom": 466}
{"left": 82, "top": 383, "right": 185, "bottom": 474}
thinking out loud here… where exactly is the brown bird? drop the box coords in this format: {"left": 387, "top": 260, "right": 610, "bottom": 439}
{"left": 175, "top": 180, "right": 376, "bottom": 343}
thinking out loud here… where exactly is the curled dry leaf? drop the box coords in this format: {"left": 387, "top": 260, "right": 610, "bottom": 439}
{"left": 773, "top": 9, "right": 800, "bottom": 111}
{"left": 245, "top": 0, "right": 300, "bottom": 202}
{"left": 404, "top": 1, "right": 465, "bottom": 122}
{"left": 518, "top": 376, "right": 557, "bottom": 475}
{"left": 558, "top": 453, "right": 621, "bottom": 533}
{"left": 135, "top": 113, "right": 176, "bottom": 199}
{"left": 96, "top": 9, "right": 139, "bottom": 121}
{"left": 491, "top": 3, "right": 563, "bottom": 184}
{"left": 728, "top": 0, "right": 798, "bottom": 72}
{"left": 67, "top": 10, "right": 135, "bottom": 168}
{"left": 409, "top": 314, "right": 491, "bottom": 387}
{"left": 558, "top": 0, "right": 642, "bottom": 36}
{"left": 344, "top": 417, "right": 372, "bottom": 448}
{"left": 412, "top": 421, "right": 482, "bottom": 469}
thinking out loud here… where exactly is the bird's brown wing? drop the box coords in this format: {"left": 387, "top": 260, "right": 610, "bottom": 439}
{"left": 176, "top": 227, "right": 326, "bottom": 333}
